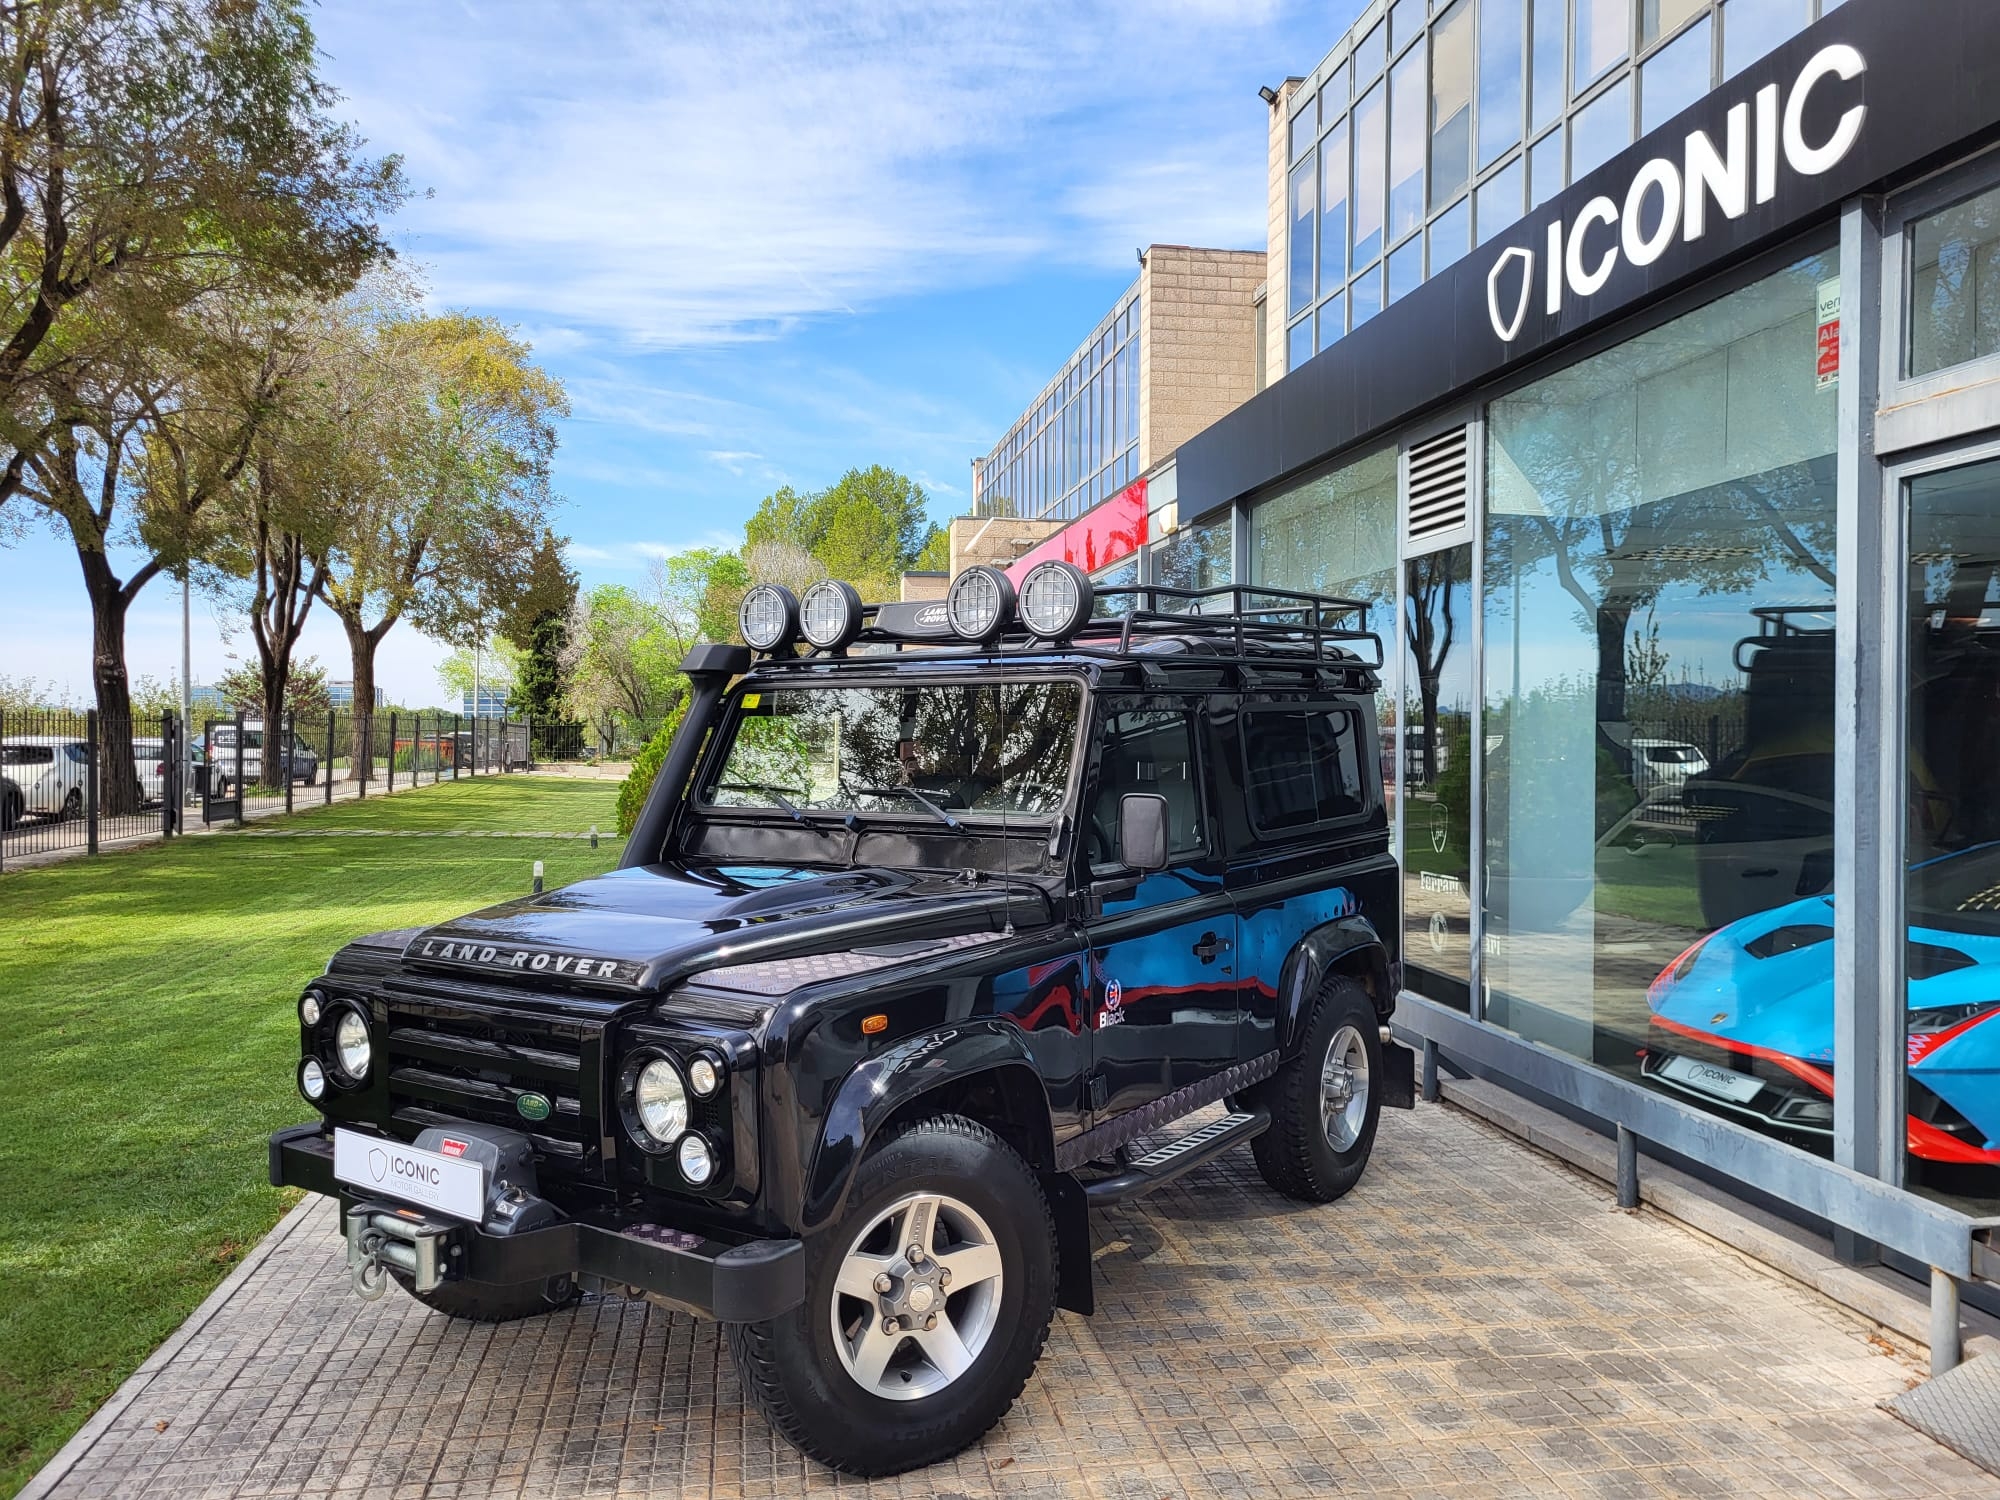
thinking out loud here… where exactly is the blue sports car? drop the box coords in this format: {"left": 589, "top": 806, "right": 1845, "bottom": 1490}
{"left": 1643, "top": 842, "right": 2000, "bottom": 1167}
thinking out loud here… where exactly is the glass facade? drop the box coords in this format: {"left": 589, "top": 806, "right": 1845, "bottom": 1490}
{"left": 974, "top": 292, "right": 1141, "bottom": 520}
{"left": 1907, "top": 181, "right": 2000, "bottom": 380}
{"left": 1404, "top": 543, "right": 1475, "bottom": 1012}
{"left": 1281, "top": 0, "right": 1848, "bottom": 372}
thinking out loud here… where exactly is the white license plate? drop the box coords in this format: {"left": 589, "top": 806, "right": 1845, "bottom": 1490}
{"left": 1658, "top": 1052, "right": 1765, "bottom": 1105}
{"left": 333, "top": 1129, "right": 487, "bottom": 1222}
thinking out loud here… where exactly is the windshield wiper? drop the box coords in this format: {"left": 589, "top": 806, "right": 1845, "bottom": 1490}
{"left": 717, "top": 781, "right": 820, "bottom": 830}
{"left": 856, "top": 785, "right": 964, "bottom": 832}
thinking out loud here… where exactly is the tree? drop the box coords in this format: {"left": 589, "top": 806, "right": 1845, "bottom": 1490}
{"left": 562, "top": 583, "right": 681, "bottom": 753}
{"left": 0, "top": 0, "right": 402, "bottom": 812}
{"left": 436, "top": 634, "right": 520, "bottom": 709}
{"left": 741, "top": 465, "right": 936, "bottom": 600}
{"left": 913, "top": 525, "right": 950, "bottom": 573}
{"left": 311, "top": 313, "right": 567, "bottom": 780}
{"left": 215, "top": 653, "right": 330, "bottom": 724}
{"left": 495, "top": 527, "right": 577, "bottom": 750}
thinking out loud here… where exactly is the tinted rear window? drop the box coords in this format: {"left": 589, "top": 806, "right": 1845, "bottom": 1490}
{"left": 1, "top": 746, "right": 53, "bottom": 765}
{"left": 1242, "top": 708, "right": 1366, "bottom": 832}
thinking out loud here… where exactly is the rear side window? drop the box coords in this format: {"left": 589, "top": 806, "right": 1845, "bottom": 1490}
{"left": 2, "top": 746, "right": 53, "bottom": 765}
{"left": 1242, "top": 708, "right": 1366, "bottom": 832}
{"left": 1087, "top": 709, "right": 1206, "bottom": 870}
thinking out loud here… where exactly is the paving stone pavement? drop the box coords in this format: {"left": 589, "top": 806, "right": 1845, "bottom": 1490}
{"left": 28, "top": 1100, "right": 1993, "bottom": 1500}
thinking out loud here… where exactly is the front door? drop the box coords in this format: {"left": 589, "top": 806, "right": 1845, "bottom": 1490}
{"left": 1082, "top": 701, "right": 1239, "bottom": 1118}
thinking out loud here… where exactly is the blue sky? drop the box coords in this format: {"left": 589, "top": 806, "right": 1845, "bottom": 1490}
{"left": 0, "top": 0, "right": 1360, "bottom": 706}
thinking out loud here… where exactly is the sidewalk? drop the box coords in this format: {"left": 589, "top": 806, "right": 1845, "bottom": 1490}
{"left": 21, "top": 1097, "right": 1987, "bottom": 1500}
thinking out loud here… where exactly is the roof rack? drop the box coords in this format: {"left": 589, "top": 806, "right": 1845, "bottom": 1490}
{"left": 853, "top": 581, "right": 1384, "bottom": 669}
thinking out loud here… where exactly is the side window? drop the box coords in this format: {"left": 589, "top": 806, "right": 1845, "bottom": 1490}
{"left": 1242, "top": 708, "right": 1366, "bottom": 832}
{"left": 1087, "top": 708, "right": 1205, "bottom": 871}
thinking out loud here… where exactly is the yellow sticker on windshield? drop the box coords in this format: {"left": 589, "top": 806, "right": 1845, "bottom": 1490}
{"left": 742, "top": 693, "right": 761, "bottom": 708}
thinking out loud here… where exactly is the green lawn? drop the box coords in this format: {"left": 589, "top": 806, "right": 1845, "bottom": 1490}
{"left": 0, "top": 778, "right": 625, "bottom": 1496}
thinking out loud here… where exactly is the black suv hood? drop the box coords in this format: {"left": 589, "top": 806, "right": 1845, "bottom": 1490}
{"left": 396, "top": 862, "right": 1046, "bottom": 993}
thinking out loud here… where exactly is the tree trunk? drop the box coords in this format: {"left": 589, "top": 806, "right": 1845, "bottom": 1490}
{"left": 1596, "top": 601, "right": 1633, "bottom": 775}
{"left": 342, "top": 612, "right": 378, "bottom": 785}
{"left": 78, "top": 547, "right": 144, "bottom": 816}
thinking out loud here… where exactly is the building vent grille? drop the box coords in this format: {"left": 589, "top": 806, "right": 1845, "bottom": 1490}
{"left": 1406, "top": 425, "right": 1469, "bottom": 543}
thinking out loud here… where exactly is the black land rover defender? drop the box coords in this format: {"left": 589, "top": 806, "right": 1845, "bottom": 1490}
{"left": 270, "top": 563, "right": 1411, "bottom": 1475}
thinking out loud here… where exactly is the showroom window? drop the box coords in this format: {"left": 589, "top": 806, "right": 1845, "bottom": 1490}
{"left": 1906, "top": 179, "right": 2000, "bottom": 380}
{"left": 1404, "top": 541, "right": 1476, "bottom": 1013}
{"left": 1249, "top": 444, "right": 1400, "bottom": 822}
{"left": 1482, "top": 246, "right": 1842, "bottom": 1138}
{"left": 1152, "top": 513, "right": 1233, "bottom": 603}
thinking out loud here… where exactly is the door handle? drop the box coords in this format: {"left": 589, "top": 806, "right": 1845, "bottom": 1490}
{"left": 1192, "top": 932, "right": 1231, "bottom": 963}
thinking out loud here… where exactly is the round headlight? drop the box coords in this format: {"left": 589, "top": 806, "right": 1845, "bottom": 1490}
{"left": 300, "top": 1057, "right": 327, "bottom": 1101}
{"left": 333, "top": 1008, "right": 372, "bottom": 1081}
{"left": 1018, "top": 560, "right": 1093, "bottom": 640}
{"left": 799, "top": 579, "right": 864, "bottom": 651}
{"left": 678, "top": 1133, "right": 716, "bottom": 1185}
{"left": 739, "top": 583, "right": 798, "bottom": 652}
{"left": 635, "top": 1057, "right": 689, "bottom": 1144}
{"left": 300, "top": 993, "right": 322, "bottom": 1028}
{"left": 947, "top": 565, "right": 1016, "bottom": 642}
{"left": 688, "top": 1054, "right": 722, "bottom": 1098}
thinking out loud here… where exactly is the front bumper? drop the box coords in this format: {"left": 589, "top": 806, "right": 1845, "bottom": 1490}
{"left": 269, "top": 1124, "right": 805, "bottom": 1322}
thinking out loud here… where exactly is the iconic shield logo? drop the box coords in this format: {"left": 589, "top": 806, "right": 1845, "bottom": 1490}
{"left": 516, "top": 1091, "right": 553, "bottom": 1122}
{"left": 367, "top": 1147, "right": 388, "bottom": 1182}
{"left": 1486, "top": 245, "right": 1536, "bottom": 343}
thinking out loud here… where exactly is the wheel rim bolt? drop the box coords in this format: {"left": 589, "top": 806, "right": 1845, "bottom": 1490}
{"left": 908, "top": 1245, "right": 925, "bottom": 1264}
{"left": 938, "top": 1269, "right": 951, "bottom": 1288}
{"left": 924, "top": 1314, "right": 937, "bottom": 1330}
{"left": 883, "top": 1317, "right": 900, "bottom": 1335}
{"left": 873, "top": 1272, "right": 893, "bottom": 1295}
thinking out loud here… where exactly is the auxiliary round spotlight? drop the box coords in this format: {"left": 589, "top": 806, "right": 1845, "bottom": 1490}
{"left": 678, "top": 1133, "right": 717, "bottom": 1186}
{"left": 947, "top": 565, "right": 1016, "bottom": 643}
{"left": 299, "top": 1057, "right": 327, "bottom": 1102}
{"left": 300, "top": 992, "right": 322, "bottom": 1028}
{"left": 687, "top": 1053, "right": 723, "bottom": 1098}
{"left": 1018, "top": 560, "right": 1093, "bottom": 640}
{"left": 799, "top": 579, "right": 864, "bottom": 651}
{"left": 738, "top": 583, "right": 799, "bottom": 653}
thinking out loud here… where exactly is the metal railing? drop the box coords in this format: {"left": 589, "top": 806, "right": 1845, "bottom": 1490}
{"left": 1, "top": 707, "right": 539, "bottom": 871}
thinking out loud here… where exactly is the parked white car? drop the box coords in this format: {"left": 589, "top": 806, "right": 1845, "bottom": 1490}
{"left": 1632, "top": 737, "right": 1710, "bottom": 796}
{"left": 0, "top": 736, "right": 89, "bottom": 820}
{"left": 205, "top": 721, "right": 319, "bottom": 790}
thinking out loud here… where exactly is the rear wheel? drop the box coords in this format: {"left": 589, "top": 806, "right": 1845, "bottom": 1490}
{"left": 727, "top": 1115, "right": 1057, "bottom": 1476}
{"left": 0, "top": 787, "right": 18, "bottom": 831}
{"left": 1252, "top": 976, "right": 1384, "bottom": 1203}
{"left": 395, "top": 1272, "right": 576, "bottom": 1323}
{"left": 60, "top": 787, "right": 82, "bottom": 820}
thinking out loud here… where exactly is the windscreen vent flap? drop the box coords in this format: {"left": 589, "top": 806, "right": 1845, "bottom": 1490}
{"left": 1406, "top": 425, "right": 1470, "bottom": 544}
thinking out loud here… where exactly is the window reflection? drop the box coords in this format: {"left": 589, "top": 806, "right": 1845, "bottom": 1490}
{"left": 1355, "top": 18, "right": 1387, "bottom": 80}
{"left": 1352, "top": 80, "right": 1387, "bottom": 270}
{"left": 1570, "top": 76, "right": 1631, "bottom": 183}
{"left": 1352, "top": 265, "right": 1383, "bottom": 326}
{"left": 1388, "top": 237, "right": 1424, "bottom": 304}
{"left": 1431, "top": 196, "right": 1471, "bottom": 275}
{"left": 1903, "top": 459, "right": 2000, "bottom": 1213}
{"left": 1319, "top": 291, "right": 1346, "bottom": 350}
{"left": 1405, "top": 544, "right": 1475, "bottom": 1011}
{"left": 1478, "top": 0, "right": 1525, "bottom": 169}
{"left": 1483, "top": 249, "right": 1841, "bottom": 1149}
{"left": 1641, "top": 0, "right": 1707, "bottom": 45}
{"left": 1721, "top": 0, "right": 1805, "bottom": 81}
{"left": 1573, "top": 0, "right": 1629, "bottom": 94}
{"left": 1390, "top": 0, "right": 1425, "bottom": 55}
{"left": 1249, "top": 446, "right": 1399, "bottom": 824}
{"left": 1389, "top": 42, "right": 1428, "bottom": 243}
{"left": 1431, "top": 0, "right": 1475, "bottom": 211}
{"left": 1320, "top": 120, "right": 1350, "bottom": 296}
{"left": 1907, "top": 181, "right": 2000, "bottom": 379}
{"left": 1530, "top": 0, "right": 1565, "bottom": 131}
{"left": 1641, "top": 15, "right": 1710, "bottom": 134}
{"left": 1529, "top": 126, "right": 1565, "bottom": 209}
{"left": 1152, "top": 516, "right": 1233, "bottom": 600}
{"left": 1478, "top": 156, "right": 1524, "bottom": 243}
{"left": 1288, "top": 315, "right": 1313, "bottom": 373}
{"left": 1289, "top": 154, "right": 1317, "bottom": 320}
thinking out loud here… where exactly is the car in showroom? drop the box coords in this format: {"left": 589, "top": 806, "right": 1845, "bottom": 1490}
{"left": 268, "top": 565, "right": 1412, "bottom": 1475}
{"left": 1643, "top": 842, "right": 2000, "bottom": 1176}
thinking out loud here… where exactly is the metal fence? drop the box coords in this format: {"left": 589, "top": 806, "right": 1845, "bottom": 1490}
{"left": 1, "top": 706, "right": 538, "bottom": 870}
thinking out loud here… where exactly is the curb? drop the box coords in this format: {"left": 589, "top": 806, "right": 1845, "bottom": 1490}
{"left": 15, "top": 1197, "right": 327, "bottom": 1500}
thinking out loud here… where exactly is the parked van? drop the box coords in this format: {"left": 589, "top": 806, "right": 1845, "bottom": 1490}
{"left": 206, "top": 721, "right": 319, "bottom": 791}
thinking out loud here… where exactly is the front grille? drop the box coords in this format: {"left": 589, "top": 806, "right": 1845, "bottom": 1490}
{"left": 381, "top": 999, "right": 604, "bottom": 1175}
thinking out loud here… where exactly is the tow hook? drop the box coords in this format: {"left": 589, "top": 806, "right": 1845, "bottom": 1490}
{"left": 344, "top": 1203, "right": 452, "bottom": 1298}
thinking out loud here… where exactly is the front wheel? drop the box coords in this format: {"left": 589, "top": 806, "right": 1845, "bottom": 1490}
{"left": 727, "top": 1115, "right": 1057, "bottom": 1476}
{"left": 1251, "top": 975, "right": 1384, "bottom": 1203}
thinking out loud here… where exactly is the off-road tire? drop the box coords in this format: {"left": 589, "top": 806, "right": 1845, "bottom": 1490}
{"left": 395, "top": 1272, "right": 577, "bottom": 1323}
{"left": 727, "top": 1114, "right": 1058, "bottom": 1476}
{"left": 61, "top": 787, "right": 82, "bottom": 820}
{"left": 1251, "top": 975, "right": 1384, "bottom": 1203}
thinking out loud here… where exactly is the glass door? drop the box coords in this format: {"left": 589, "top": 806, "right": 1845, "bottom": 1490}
{"left": 1902, "top": 456, "right": 2000, "bottom": 1214}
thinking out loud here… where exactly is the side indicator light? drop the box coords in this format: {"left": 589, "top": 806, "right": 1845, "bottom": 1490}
{"left": 862, "top": 1014, "right": 888, "bottom": 1035}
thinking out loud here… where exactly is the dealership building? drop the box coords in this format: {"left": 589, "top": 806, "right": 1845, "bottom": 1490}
{"left": 970, "top": 0, "right": 2000, "bottom": 1338}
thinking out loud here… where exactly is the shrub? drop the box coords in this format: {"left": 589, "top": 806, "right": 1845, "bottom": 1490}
{"left": 616, "top": 700, "right": 688, "bottom": 837}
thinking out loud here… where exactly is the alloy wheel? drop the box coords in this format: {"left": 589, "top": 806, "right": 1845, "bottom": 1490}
{"left": 1320, "top": 1024, "right": 1371, "bottom": 1151}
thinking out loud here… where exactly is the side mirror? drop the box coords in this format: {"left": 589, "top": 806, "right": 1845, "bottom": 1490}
{"left": 1118, "top": 792, "right": 1170, "bottom": 872}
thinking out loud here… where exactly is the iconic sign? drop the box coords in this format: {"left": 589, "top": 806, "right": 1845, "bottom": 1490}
{"left": 1486, "top": 44, "right": 1867, "bottom": 342}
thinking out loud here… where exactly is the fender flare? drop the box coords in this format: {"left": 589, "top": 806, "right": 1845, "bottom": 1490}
{"left": 1275, "top": 916, "right": 1394, "bottom": 1055}
{"left": 800, "top": 1020, "right": 1055, "bottom": 1235}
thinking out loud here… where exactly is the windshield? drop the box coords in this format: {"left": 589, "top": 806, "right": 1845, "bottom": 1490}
{"left": 1909, "top": 843, "right": 2000, "bottom": 935}
{"left": 704, "top": 680, "right": 1083, "bottom": 821}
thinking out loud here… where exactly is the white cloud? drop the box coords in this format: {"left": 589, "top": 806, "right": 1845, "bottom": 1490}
{"left": 320, "top": 0, "right": 1325, "bottom": 351}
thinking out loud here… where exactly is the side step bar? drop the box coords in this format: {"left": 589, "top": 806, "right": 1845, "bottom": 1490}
{"left": 1081, "top": 1108, "right": 1270, "bottom": 1206}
